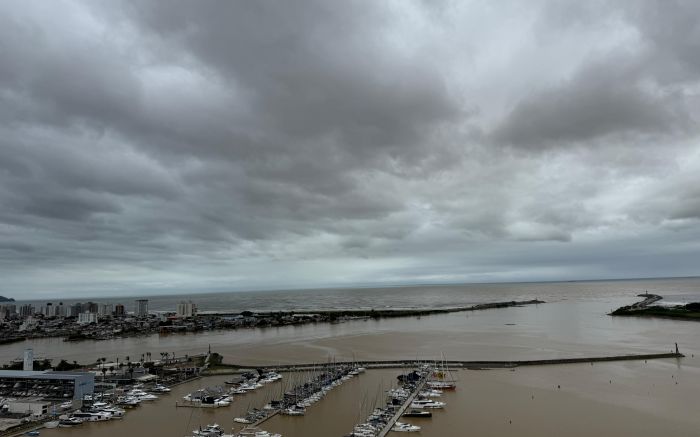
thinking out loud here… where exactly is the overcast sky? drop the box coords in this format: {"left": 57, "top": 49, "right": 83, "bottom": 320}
{"left": 1, "top": 1, "right": 699, "bottom": 299}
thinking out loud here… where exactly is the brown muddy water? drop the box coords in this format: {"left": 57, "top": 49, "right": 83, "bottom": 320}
{"left": 37, "top": 360, "right": 700, "bottom": 437}
{"left": 7, "top": 279, "right": 700, "bottom": 436}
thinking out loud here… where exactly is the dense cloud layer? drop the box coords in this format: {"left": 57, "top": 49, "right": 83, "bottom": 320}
{"left": 0, "top": 0, "right": 699, "bottom": 298}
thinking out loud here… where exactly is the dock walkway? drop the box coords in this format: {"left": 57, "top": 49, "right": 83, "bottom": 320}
{"left": 251, "top": 409, "right": 279, "bottom": 427}
{"left": 376, "top": 378, "right": 427, "bottom": 437}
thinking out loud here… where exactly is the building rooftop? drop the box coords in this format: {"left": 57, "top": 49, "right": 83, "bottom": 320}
{"left": 0, "top": 370, "right": 94, "bottom": 379}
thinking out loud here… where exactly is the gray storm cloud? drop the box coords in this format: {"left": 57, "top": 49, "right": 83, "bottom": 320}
{"left": 0, "top": 0, "right": 698, "bottom": 298}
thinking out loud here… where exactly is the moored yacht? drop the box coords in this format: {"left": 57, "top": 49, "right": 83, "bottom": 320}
{"left": 410, "top": 399, "right": 445, "bottom": 409}
{"left": 58, "top": 417, "right": 83, "bottom": 427}
{"left": 72, "top": 411, "right": 112, "bottom": 421}
{"left": 392, "top": 422, "right": 421, "bottom": 432}
{"left": 402, "top": 409, "right": 432, "bottom": 418}
{"left": 127, "top": 389, "right": 158, "bottom": 401}
{"left": 236, "top": 426, "right": 281, "bottom": 437}
{"left": 151, "top": 384, "right": 171, "bottom": 393}
{"left": 189, "top": 423, "right": 233, "bottom": 437}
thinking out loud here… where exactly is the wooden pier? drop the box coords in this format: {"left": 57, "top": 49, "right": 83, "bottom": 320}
{"left": 251, "top": 409, "right": 279, "bottom": 427}
{"left": 376, "top": 378, "right": 428, "bottom": 437}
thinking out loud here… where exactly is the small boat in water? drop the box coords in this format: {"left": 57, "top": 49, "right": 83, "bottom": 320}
{"left": 189, "top": 423, "right": 233, "bottom": 437}
{"left": 151, "top": 384, "right": 171, "bottom": 393}
{"left": 280, "top": 406, "right": 305, "bottom": 416}
{"left": 402, "top": 409, "right": 432, "bottom": 418}
{"left": 236, "top": 426, "right": 281, "bottom": 437}
{"left": 392, "top": 422, "right": 421, "bottom": 432}
{"left": 98, "top": 406, "right": 126, "bottom": 418}
{"left": 58, "top": 417, "right": 83, "bottom": 427}
{"left": 128, "top": 389, "right": 158, "bottom": 401}
{"left": 71, "top": 411, "right": 112, "bottom": 422}
{"left": 410, "top": 399, "right": 445, "bottom": 409}
{"left": 426, "top": 380, "right": 456, "bottom": 390}
{"left": 25, "top": 431, "right": 40, "bottom": 436}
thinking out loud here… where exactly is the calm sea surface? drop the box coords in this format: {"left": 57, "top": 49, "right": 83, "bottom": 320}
{"left": 13, "top": 277, "right": 700, "bottom": 313}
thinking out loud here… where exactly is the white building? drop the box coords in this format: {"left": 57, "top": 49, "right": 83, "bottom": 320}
{"left": 18, "top": 317, "right": 37, "bottom": 332}
{"left": 23, "top": 348, "right": 33, "bottom": 371}
{"left": 135, "top": 299, "right": 149, "bottom": 317}
{"left": 19, "top": 304, "right": 34, "bottom": 317}
{"left": 176, "top": 301, "right": 197, "bottom": 318}
{"left": 6, "top": 399, "right": 51, "bottom": 416}
{"left": 0, "top": 304, "right": 16, "bottom": 320}
{"left": 97, "top": 304, "right": 113, "bottom": 316}
{"left": 77, "top": 312, "right": 97, "bottom": 324}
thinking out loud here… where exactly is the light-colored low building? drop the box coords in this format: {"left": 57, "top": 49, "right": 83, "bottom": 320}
{"left": 5, "top": 398, "right": 51, "bottom": 416}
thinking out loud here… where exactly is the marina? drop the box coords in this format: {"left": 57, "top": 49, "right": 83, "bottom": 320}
{"left": 1, "top": 281, "right": 699, "bottom": 436}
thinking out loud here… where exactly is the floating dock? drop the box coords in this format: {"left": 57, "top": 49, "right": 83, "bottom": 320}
{"left": 376, "top": 378, "right": 428, "bottom": 437}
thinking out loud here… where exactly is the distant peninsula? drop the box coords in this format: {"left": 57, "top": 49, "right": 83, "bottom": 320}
{"left": 0, "top": 296, "right": 14, "bottom": 302}
{"left": 611, "top": 293, "right": 700, "bottom": 321}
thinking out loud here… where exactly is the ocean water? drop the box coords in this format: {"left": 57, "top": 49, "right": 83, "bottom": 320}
{"left": 13, "top": 277, "right": 700, "bottom": 313}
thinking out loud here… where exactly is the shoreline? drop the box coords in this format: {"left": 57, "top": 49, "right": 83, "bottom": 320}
{"left": 610, "top": 293, "right": 700, "bottom": 321}
{"left": 8, "top": 299, "right": 545, "bottom": 345}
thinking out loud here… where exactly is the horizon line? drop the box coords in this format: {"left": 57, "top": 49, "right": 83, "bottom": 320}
{"left": 6, "top": 274, "right": 700, "bottom": 302}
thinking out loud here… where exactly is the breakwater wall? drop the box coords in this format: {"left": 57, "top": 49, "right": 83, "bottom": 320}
{"left": 217, "top": 352, "right": 684, "bottom": 373}
{"left": 200, "top": 299, "right": 545, "bottom": 319}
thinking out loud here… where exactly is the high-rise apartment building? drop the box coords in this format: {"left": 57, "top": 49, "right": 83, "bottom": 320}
{"left": 135, "top": 299, "right": 149, "bottom": 317}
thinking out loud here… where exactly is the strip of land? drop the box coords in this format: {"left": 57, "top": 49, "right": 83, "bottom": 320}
{"left": 1, "top": 299, "right": 544, "bottom": 344}
{"left": 610, "top": 293, "right": 700, "bottom": 321}
{"left": 253, "top": 299, "right": 545, "bottom": 320}
{"left": 205, "top": 351, "right": 684, "bottom": 374}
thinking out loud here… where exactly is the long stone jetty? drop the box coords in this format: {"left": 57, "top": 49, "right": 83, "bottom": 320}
{"left": 214, "top": 351, "right": 684, "bottom": 373}
{"left": 202, "top": 299, "right": 545, "bottom": 320}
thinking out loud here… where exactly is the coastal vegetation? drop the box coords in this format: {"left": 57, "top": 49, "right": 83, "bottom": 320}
{"left": 611, "top": 294, "right": 700, "bottom": 321}
{"left": 612, "top": 302, "right": 700, "bottom": 320}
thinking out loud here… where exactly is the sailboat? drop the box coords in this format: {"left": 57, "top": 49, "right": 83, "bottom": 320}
{"left": 427, "top": 354, "right": 457, "bottom": 390}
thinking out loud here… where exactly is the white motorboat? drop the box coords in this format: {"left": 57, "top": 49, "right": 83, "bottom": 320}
{"left": 426, "top": 380, "right": 456, "bottom": 390}
{"left": 151, "top": 384, "right": 171, "bottom": 393}
{"left": 116, "top": 396, "right": 141, "bottom": 407}
{"left": 72, "top": 411, "right": 112, "bottom": 422}
{"left": 190, "top": 423, "right": 234, "bottom": 437}
{"left": 58, "top": 417, "right": 83, "bottom": 427}
{"left": 98, "top": 406, "right": 126, "bottom": 418}
{"left": 128, "top": 389, "right": 158, "bottom": 401}
{"left": 410, "top": 399, "right": 445, "bottom": 409}
{"left": 280, "top": 406, "right": 305, "bottom": 416}
{"left": 392, "top": 422, "right": 421, "bottom": 432}
{"left": 236, "top": 426, "right": 282, "bottom": 437}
